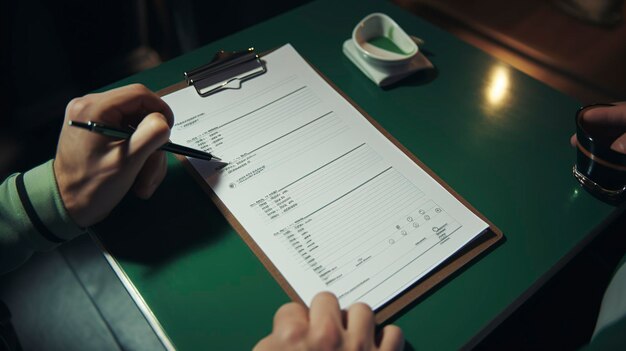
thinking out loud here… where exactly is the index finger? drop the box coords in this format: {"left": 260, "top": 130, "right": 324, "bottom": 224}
{"left": 581, "top": 102, "right": 626, "bottom": 127}
{"left": 92, "top": 84, "right": 174, "bottom": 128}
{"left": 580, "top": 103, "right": 626, "bottom": 147}
{"left": 309, "top": 292, "right": 343, "bottom": 330}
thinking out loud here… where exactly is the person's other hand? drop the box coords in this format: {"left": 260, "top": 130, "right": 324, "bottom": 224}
{"left": 254, "top": 292, "right": 404, "bottom": 351}
{"left": 570, "top": 102, "right": 626, "bottom": 152}
{"left": 54, "top": 84, "right": 174, "bottom": 228}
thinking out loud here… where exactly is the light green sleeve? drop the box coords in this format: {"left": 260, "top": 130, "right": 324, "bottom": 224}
{"left": 580, "top": 256, "right": 626, "bottom": 350}
{"left": 0, "top": 160, "right": 85, "bottom": 274}
{"left": 593, "top": 257, "right": 626, "bottom": 338}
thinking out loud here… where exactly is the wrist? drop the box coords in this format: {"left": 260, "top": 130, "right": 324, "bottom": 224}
{"left": 22, "top": 160, "right": 85, "bottom": 242}
{"left": 52, "top": 158, "right": 93, "bottom": 228}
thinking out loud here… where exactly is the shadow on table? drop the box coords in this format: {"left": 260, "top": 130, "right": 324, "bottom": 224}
{"left": 92, "top": 158, "right": 229, "bottom": 269}
{"left": 383, "top": 66, "right": 439, "bottom": 90}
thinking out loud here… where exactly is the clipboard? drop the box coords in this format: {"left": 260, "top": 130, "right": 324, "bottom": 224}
{"left": 158, "top": 46, "right": 504, "bottom": 324}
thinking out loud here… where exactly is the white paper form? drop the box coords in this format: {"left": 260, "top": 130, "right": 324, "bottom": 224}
{"left": 165, "top": 44, "right": 489, "bottom": 309}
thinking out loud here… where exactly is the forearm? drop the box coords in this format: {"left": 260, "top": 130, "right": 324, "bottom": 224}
{"left": 0, "top": 160, "right": 84, "bottom": 274}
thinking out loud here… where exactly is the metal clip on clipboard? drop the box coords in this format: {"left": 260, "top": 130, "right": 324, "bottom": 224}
{"left": 184, "top": 48, "right": 266, "bottom": 97}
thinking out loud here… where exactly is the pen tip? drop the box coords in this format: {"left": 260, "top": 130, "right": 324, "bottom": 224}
{"left": 213, "top": 156, "right": 222, "bottom": 161}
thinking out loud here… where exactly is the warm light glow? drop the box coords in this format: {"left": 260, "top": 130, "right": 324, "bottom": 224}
{"left": 485, "top": 65, "right": 510, "bottom": 107}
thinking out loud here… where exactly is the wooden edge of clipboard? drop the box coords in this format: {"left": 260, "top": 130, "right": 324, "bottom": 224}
{"left": 156, "top": 48, "right": 503, "bottom": 325}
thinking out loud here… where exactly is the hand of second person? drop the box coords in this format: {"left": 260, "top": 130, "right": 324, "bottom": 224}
{"left": 54, "top": 84, "right": 174, "bottom": 228}
{"left": 254, "top": 292, "right": 404, "bottom": 351}
{"left": 570, "top": 102, "right": 626, "bottom": 152}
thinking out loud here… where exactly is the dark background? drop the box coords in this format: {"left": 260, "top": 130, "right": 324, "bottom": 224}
{"left": 0, "top": 0, "right": 313, "bottom": 180}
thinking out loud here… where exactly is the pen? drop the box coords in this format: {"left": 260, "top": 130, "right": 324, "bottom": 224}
{"left": 68, "top": 120, "right": 222, "bottom": 161}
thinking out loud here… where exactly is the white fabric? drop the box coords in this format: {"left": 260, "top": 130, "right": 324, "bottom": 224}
{"left": 593, "top": 261, "right": 626, "bottom": 339}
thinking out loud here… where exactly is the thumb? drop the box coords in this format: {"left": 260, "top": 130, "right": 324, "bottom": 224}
{"left": 611, "top": 134, "right": 626, "bottom": 154}
{"left": 129, "top": 112, "right": 171, "bottom": 161}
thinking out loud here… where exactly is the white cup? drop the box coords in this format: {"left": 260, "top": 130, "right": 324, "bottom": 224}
{"left": 352, "top": 13, "right": 418, "bottom": 67}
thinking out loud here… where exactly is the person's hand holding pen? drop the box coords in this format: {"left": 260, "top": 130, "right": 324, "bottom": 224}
{"left": 54, "top": 84, "right": 174, "bottom": 228}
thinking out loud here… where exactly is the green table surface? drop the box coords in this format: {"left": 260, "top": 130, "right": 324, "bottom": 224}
{"left": 94, "top": 0, "right": 617, "bottom": 349}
